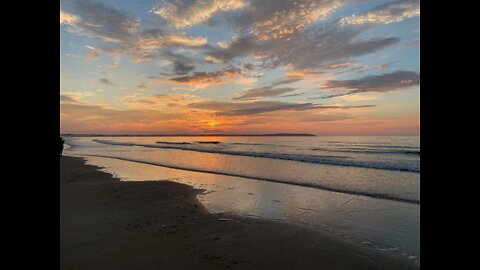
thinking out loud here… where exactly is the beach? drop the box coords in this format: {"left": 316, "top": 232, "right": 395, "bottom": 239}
{"left": 60, "top": 156, "right": 417, "bottom": 270}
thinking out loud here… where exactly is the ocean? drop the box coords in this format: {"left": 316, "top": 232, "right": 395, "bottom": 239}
{"left": 64, "top": 135, "right": 420, "bottom": 263}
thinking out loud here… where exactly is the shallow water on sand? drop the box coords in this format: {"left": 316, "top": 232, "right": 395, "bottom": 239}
{"left": 66, "top": 158, "right": 418, "bottom": 263}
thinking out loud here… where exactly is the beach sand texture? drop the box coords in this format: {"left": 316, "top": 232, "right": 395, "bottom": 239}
{"left": 60, "top": 156, "right": 417, "bottom": 270}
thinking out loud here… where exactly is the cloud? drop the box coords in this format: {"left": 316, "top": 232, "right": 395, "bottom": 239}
{"left": 271, "top": 77, "right": 305, "bottom": 86}
{"left": 99, "top": 78, "right": 115, "bottom": 86}
{"left": 156, "top": 66, "right": 257, "bottom": 90}
{"left": 196, "top": 0, "right": 402, "bottom": 73}
{"left": 280, "top": 92, "right": 307, "bottom": 98}
{"left": 60, "top": 95, "right": 382, "bottom": 134}
{"left": 135, "top": 28, "right": 207, "bottom": 49}
{"left": 60, "top": 10, "right": 79, "bottom": 24}
{"left": 271, "top": 62, "right": 354, "bottom": 86}
{"left": 165, "top": 35, "right": 208, "bottom": 47}
{"left": 160, "top": 51, "right": 196, "bottom": 75}
{"left": 242, "top": 0, "right": 344, "bottom": 41}
{"left": 321, "top": 70, "right": 420, "bottom": 98}
{"left": 62, "top": 0, "right": 403, "bottom": 84}
{"left": 269, "top": 27, "right": 399, "bottom": 70}
{"left": 397, "top": 37, "right": 420, "bottom": 50}
{"left": 61, "top": 103, "right": 186, "bottom": 128}
{"left": 121, "top": 93, "right": 203, "bottom": 110}
{"left": 103, "top": 28, "right": 208, "bottom": 63}
{"left": 205, "top": 35, "right": 257, "bottom": 63}
{"left": 173, "top": 61, "right": 195, "bottom": 75}
{"left": 61, "top": 0, "right": 207, "bottom": 65}
{"left": 338, "top": 94, "right": 380, "bottom": 102}
{"left": 340, "top": 0, "right": 419, "bottom": 25}
{"left": 60, "top": 94, "right": 77, "bottom": 103}
{"left": 189, "top": 100, "right": 374, "bottom": 116}
{"left": 152, "top": 0, "right": 344, "bottom": 39}
{"left": 233, "top": 86, "right": 297, "bottom": 100}
{"left": 152, "top": 0, "right": 246, "bottom": 28}
{"left": 137, "top": 82, "right": 147, "bottom": 89}
{"left": 169, "top": 68, "right": 240, "bottom": 85}
{"left": 60, "top": 0, "right": 140, "bottom": 43}
{"left": 60, "top": 91, "right": 96, "bottom": 103}
{"left": 84, "top": 45, "right": 100, "bottom": 61}
{"left": 60, "top": 94, "right": 204, "bottom": 133}
{"left": 207, "top": 22, "right": 399, "bottom": 70}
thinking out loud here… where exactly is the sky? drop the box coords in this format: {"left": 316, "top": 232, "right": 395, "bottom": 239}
{"left": 60, "top": 0, "right": 420, "bottom": 135}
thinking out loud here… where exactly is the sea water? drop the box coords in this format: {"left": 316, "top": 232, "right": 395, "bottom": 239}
{"left": 64, "top": 135, "right": 420, "bottom": 263}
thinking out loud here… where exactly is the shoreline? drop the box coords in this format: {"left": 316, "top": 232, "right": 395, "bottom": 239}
{"left": 60, "top": 156, "right": 418, "bottom": 270}
{"left": 76, "top": 153, "right": 420, "bottom": 205}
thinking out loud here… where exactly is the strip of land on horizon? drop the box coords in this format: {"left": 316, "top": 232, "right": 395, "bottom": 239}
{"left": 61, "top": 133, "right": 317, "bottom": 137}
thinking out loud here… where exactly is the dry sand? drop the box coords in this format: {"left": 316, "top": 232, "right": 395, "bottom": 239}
{"left": 60, "top": 156, "right": 418, "bottom": 270}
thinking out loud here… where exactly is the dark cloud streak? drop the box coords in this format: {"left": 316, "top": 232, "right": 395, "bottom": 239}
{"left": 189, "top": 101, "right": 374, "bottom": 116}
{"left": 233, "top": 86, "right": 297, "bottom": 100}
{"left": 170, "top": 68, "right": 239, "bottom": 83}
{"left": 99, "top": 78, "right": 115, "bottom": 86}
{"left": 321, "top": 71, "right": 420, "bottom": 98}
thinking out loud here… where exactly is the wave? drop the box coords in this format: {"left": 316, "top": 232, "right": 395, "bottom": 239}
{"left": 344, "top": 146, "right": 420, "bottom": 150}
{"left": 156, "top": 141, "right": 191, "bottom": 145}
{"left": 231, "top": 142, "right": 294, "bottom": 148}
{"left": 157, "top": 141, "right": 419, "bottom": 155}
{"left": 321, "top": 140, "right": 418, "bottom": 146}
{"left": 156, "top": 141, "right": 221, "bottom": 145}
{"left": 310, "top": 147, "right": 420, "bottom": 155}
{"left": 158, "top": 141, "right": 288, "bottom": 147}
{"left": 76, "top": 153, "right": 420, "bottom": 205}
{"left": 93, "top": 139, "right": 420, "bottom": 173}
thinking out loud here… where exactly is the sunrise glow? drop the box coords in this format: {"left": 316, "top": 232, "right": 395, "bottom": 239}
{"left": 60, "top": 0, "right": 419, "bottom": 135}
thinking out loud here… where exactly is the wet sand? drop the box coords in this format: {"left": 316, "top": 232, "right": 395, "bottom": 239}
{"left": 60, "top": 156, "right": 418, "bottom": 270}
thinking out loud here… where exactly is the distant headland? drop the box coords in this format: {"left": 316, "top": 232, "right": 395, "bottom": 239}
{"left": 61, "top": 133, "right": 317, "bottom": 137}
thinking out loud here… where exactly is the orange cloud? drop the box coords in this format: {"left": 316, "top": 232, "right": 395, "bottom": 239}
{"left": 340, "top": 0, "right": 419, "bottom": 26}
{"left": 60, "top": 93, "right": 416, "bottom": 135}
{"left": 60, "top": 10, "right": 79, "bottom": 24}
{"left": 254, "top": 1, "right": 343, "bottom": 41}
{"left": 152, "top": 0, "right": 246, "bottom": 28}
{"left": 121, "top": 93, "right": 204, "bottom": 110}
{"left": 149, "top": 68, "right": 252, "bottom": 90}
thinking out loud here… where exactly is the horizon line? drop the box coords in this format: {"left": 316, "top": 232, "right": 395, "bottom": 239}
{"left": 61, "top": 133, "right": 420, "bottom": 137}
{"left": 61, "top": 133, "right": 317, "bottom": 137}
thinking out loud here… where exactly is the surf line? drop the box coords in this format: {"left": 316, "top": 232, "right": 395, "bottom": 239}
{"left": 92, "top": 139, "right": 420, "bottom": 173}
{"left": 70, "top": 153, "right": 420, "bottom": 205}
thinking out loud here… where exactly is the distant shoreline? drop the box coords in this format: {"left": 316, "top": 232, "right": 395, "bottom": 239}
{"left": 61, "top": 133, "right": 317, "bottom": 137}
